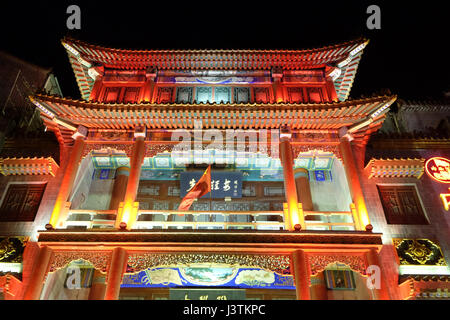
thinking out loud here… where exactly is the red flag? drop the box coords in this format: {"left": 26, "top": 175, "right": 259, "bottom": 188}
{"left": 178, "top": 165, "right": 211, "bottom": 212}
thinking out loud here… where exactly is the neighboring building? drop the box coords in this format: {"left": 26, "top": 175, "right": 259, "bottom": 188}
{"left": 0, "top": 37, "right": 448, "bottom": 300}
{"left": 0, "top": 51, "right": 62, "bottom": 299}
{"left": 365, "top": 97, "right": 450, "bottom": 299}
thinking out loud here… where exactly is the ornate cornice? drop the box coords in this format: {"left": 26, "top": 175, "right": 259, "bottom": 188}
{"left": 37, "top": 230, "right": 383, "bottom": 245}
{"left": 0, "top": 157, "right": 59, "bottom": 177}
{"left": 365, "top": 158, "right": 425, "bottom": 179}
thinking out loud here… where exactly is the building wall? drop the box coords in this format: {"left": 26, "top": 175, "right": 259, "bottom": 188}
{"left": 310, "top": 159, "right": 352, "bottom": 212}
{"left": 359, "top": 147, "right": 450, "bottom": 299}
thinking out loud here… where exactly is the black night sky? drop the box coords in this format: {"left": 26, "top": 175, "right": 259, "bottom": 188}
{"left": 0, "top": 1, "right": 448, "bottom": 101}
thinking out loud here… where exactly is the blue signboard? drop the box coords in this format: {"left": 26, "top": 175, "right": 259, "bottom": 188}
{"left": 180, "top": 171, "right": 242, "bottom": 199}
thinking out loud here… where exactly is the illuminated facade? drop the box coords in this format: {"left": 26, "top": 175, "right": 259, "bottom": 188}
{"left": 0, "top": 38, "right": 449, "bottom": 300}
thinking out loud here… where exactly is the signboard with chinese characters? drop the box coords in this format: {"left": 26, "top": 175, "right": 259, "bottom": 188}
{"left": 180, "top": 171, "right": 242, "bottom": 198}
{"left": 425, "top": 157, "right": 450, "bottom": 183}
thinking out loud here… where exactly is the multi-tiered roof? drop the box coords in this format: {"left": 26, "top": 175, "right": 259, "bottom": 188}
{"left": 30, "top": 37, "right": 397, "bottom": 147}
{"left": 61, "top": 37, "right": 369, "bottom": 102}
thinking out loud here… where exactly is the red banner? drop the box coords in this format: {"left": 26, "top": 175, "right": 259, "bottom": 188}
{"left": 178, "top": 165, "right": 211, "bottom": 212}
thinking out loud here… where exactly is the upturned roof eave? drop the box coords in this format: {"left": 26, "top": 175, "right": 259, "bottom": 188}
{"left": 32, "top": 93, "right": 396, "bottom": 112}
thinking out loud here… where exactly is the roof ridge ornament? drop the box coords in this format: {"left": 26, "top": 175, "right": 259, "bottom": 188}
{"left": 72, "top": 125, "right": 88, "bottom": 140}
{"left": 88, "top": 65, "right": 104, "bottom": 80}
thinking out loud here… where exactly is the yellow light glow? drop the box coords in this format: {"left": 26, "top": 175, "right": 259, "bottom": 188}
{"left": 359, "top": 208, "right": 370, "bottom": 227}
{"left": 121, "top": 203, "right": 133, "bottom": 225}
{"left": 440, "top": 189, "right": 450, "bottom": 211}
{"left": 290, "top": 208, "right": 299, "bottom": 226}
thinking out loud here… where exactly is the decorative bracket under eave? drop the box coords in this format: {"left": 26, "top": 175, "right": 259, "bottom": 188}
{"left": 0, "top": 157, "right": 59, "bottom": 177}
{"left": 365, "top": 158, "right": 425, "bottom": 179}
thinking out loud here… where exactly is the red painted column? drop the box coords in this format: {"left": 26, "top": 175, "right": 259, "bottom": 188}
{"left": 144, "top": 68, "right": 157, "bottom": 102}
{"left": 115, "top": 128, "right": 146, "bottom": 229}
{"left": 108, "top": 167, "right": 130, "bottom": 210}
{"left": 23, "top": 246, "right": 53, "bottom": 300}
{"left": 279, "top": 130, "right": 303, "bottom": 230}
{"left": 104, "top": 248, "right": 127, "bottom": 300}
{"left": 292, "top": 250, "right": 311, "bottom": 300}
{"left": 271, "top": 68, "right": 284, "bottom": 103}
{"left": 294, "top": 168, "right": 314, "bottom": 211}
{"left": 339, "top": 128, "right": 371, "bottom": 230}
{"left": 366, "top": 248, "right": 389, "bottom": 300}
{"left": 273, "top": 79, "right": 284, "bottom": 102}
{"left": 88, "top": 269, "right": 107, "bottom": 300}
{"left": 310, "top": 272, "right": 328, "bottom": 300}
{"left": 48, "top": 126, "right": 87, "bottom": 229}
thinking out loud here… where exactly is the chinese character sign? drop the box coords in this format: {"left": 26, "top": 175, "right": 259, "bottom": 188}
{"left": 180, "top": 171, "right": 242, "bottom": 198}
{"left": 425, "top": 157, "right": 450, "bottom": 183}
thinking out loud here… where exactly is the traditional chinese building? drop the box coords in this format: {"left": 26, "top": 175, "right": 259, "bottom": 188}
{"left": 0, "top": 37, "right": 448, "bottom": 300}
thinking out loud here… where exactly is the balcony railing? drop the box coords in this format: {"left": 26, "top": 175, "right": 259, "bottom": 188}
{"left": 135, "top": 210, "right": 285, "bottom": 230}
{"left": 65, "top": 206, "right": 358, "bottom": 231}
{"left": 304, "top": 211, "right": 355, "bottom": 231}
{"left": 65, "top": 209, "right": 116, "bottom": 229}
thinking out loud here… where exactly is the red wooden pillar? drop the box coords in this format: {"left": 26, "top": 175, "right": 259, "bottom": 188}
{"left": 271, "top": 68, "right": 284, "bottom": 103}
{"left": 279, "top": 129, "right": 304, "bottom": 230}
{"left": 23, "top": 246, "right": 53, "bottom": 300}
{"left": 88, "top": 269, "right": 107, "bottom": 300}
{"left": 48, "top": 126, "right": 87, "bottom": 229}
{"left": 104, "top": 248, "right": 128, "bottom": 300}
{"left": 339, "top": 128, "right": 371, "bottom": 230}
{"left": 144, "top": 68, "right": 157, "bottom": 103}
{"left": 108, "top": 167, "right": 130, "bottom": 210}
{"left": 310, "top": 272, "right": 328, "bottom": 300}
{"left": 115, "top": 128, "right": 146, "bottom": 229}
{"left": 366, "top": 248, "right": 389, "bottom": 300}
{"left": 292, "top": 250, "right": 311, "bottom": 300}
{"left": 294, "top": 168, "right": 314, "bottom": 211}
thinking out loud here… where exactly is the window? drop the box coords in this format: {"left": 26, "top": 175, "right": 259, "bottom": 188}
{"left": 138, "top": 185, "right": 160, "bottom": 196}
{"left": 168, "top": 186, "right": 180, "bottom": 197}
{"left": 233, "top": 87, "right": 250, "bottom": 103}
{"left": 102, "top": 86, "right": 142, "bottom": 103}
{"left": 196, "top": 87, "right": 212, "bottom": 103}
{"left": 264, "top": 186, "right": 285, "bottom": 197}
{"left": 214, "top": 87, "right": 231, "bottom": 103}
{"left": 242, "top": 185, "right": 256, "bottom": 197}
{"left": 377, "top": 185, "right": 429, "bottom": 224}
{"left": 156, "top": 87, "right": 174, "bottom": 103}
{"left": 254, "top": 87, "right": 270, "bottom": 103}
{"left": 176, "top": 87, "right": 193, "bottom": 103}
{"left": 307, "top": 87, "right": 324, "bottom": 103}
{"left": 0, "top": 183, "right": 47, "bottom": 222}
{"left": 287, "top": 87, "right": 303, "bottom": 103}
{"left": 103, "top": 87, "right": 121, "bottom": 103}
{"left": 123, "top": 87, "right": 140, "bottom": 103}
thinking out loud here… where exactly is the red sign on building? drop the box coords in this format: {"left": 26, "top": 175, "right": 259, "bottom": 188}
{"left": 425, "top": 157, "right": 450, "bottom": 184}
